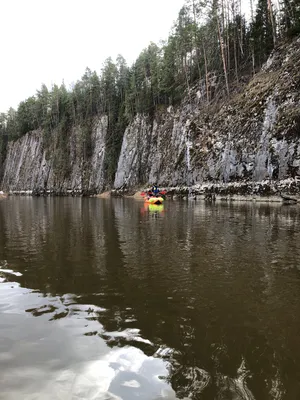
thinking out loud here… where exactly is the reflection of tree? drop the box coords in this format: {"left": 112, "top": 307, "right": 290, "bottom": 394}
{"left": 1, "top": 199, "right": 300, "bottom": 398}
{"left": 109, "top": 201, "right": 300, "bottom": 399}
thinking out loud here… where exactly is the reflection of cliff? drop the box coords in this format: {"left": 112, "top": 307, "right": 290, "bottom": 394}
{"left": 0, "top": 197, "right": 109, "bottom": 294}
{"left": 111, "top": 200, "right": 300, "bottom": 399}
{"left": 1, "top": 198, "right": 300, "bottom": 398}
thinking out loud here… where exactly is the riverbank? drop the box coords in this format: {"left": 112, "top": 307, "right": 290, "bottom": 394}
{"left": 111, "top": 178, "right": 300, "bottom": 203}
{"left": 2, "top": 177, "right": 300, "bottom": 203}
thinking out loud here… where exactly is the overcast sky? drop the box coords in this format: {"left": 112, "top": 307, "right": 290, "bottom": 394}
{"left": 1, "top": 0, "right": 253, "bottom": 114}
{"left": 0, "top": 0, "right": 185, "bottom": 113}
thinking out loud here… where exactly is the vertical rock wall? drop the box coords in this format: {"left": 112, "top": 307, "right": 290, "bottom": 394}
{"left": 114, "top": 38, "right": 300, "bottom": 192}
{"left": 114, "top": 107, "right": 191, "bottom": 188}
{"left": 1, "top": 116, "right": 108, "bottom": 194}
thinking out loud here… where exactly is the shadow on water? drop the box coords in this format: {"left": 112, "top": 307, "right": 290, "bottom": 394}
{"left": 1, "top": 197, "right": 300, "bottom": 399}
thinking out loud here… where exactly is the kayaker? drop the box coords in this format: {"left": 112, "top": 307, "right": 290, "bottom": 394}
{"left": 151, "top": 185, "right": 160, "bottom": 196}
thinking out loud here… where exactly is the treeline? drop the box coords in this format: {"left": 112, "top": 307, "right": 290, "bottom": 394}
{"left": 0, "top": 0, "right": 299, "bottom": 179}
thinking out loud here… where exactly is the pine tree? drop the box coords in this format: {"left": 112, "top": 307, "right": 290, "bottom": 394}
{"left": 250, "top": 0, "right": 274, "bottom": 69}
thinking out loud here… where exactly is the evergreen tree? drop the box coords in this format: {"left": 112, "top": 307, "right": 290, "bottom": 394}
{"left": 250, "top": 0, "right": 274, "bottom": 69}
{"left": 0, "top": 113, "right": 8, "bottom": 177}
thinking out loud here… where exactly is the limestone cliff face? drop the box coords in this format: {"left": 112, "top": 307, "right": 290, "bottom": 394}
{"left": 114, "top": 37, "right": 300, "bottom": 194}
{"left": 1, "top": 117, "right": 108, "bottom": 194}
{"left": 114, "top": 109, "right": 190, "bottom": 188}
{"left": 1, "top": 38, "right": 300, "bottom": 195}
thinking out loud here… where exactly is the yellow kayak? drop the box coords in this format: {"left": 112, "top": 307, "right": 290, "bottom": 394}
{"left": 145, "top": 196, "right": 164, "bottom": 205}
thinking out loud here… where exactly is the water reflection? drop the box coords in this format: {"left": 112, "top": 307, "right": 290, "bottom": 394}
{"left": 1, "top": 197, "right": 300, "bottom": 399}
{"left": 0, "top": 276, "right": 175, "bottom": 400}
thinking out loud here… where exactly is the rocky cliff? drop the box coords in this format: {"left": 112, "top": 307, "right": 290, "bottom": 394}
{"left": 1, "top": 117, "right": 108, "bottom": 195}
{"left": 115, "top": 37, "right": 300, "bottom": 196}
{"left": 1, "top": 38, "right": 300, "bottom": 196}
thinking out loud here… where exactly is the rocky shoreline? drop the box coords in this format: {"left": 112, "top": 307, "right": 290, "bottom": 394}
{"left": 2, "top": 177, "right": 300, "bottom": 204}
{"left": 112, "top": 178, "right": 300, "bottom": 203}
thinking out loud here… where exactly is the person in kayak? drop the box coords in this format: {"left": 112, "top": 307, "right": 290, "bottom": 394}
{"left": 151, "top": 185, "right": 160, "bottom": 196}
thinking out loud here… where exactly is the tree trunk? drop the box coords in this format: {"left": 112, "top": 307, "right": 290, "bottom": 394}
{"left": 203, "top": 44, "right": 210, "bottom": 102}
{"left": 267, "top": 0, "right": 277, "bottom": 45}
{"left": 217, "top": 15, "right": 230, "bottom": 96}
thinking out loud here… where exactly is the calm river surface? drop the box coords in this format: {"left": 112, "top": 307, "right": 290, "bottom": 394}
{"left": 1, "top": 197, "right": 300, "bottom": 400}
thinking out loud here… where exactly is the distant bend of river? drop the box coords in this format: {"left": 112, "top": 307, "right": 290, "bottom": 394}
{"left": 1, "top": 197, "right": 300, "bottom": 400}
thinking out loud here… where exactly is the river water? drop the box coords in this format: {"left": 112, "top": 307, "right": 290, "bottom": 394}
{"left": 1, "top": 197, "right": 300, "bottom": 400}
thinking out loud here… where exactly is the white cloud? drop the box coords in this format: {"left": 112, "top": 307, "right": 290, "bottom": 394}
{"left": 0, "top": 0, "right": 184, "bottom": 112}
